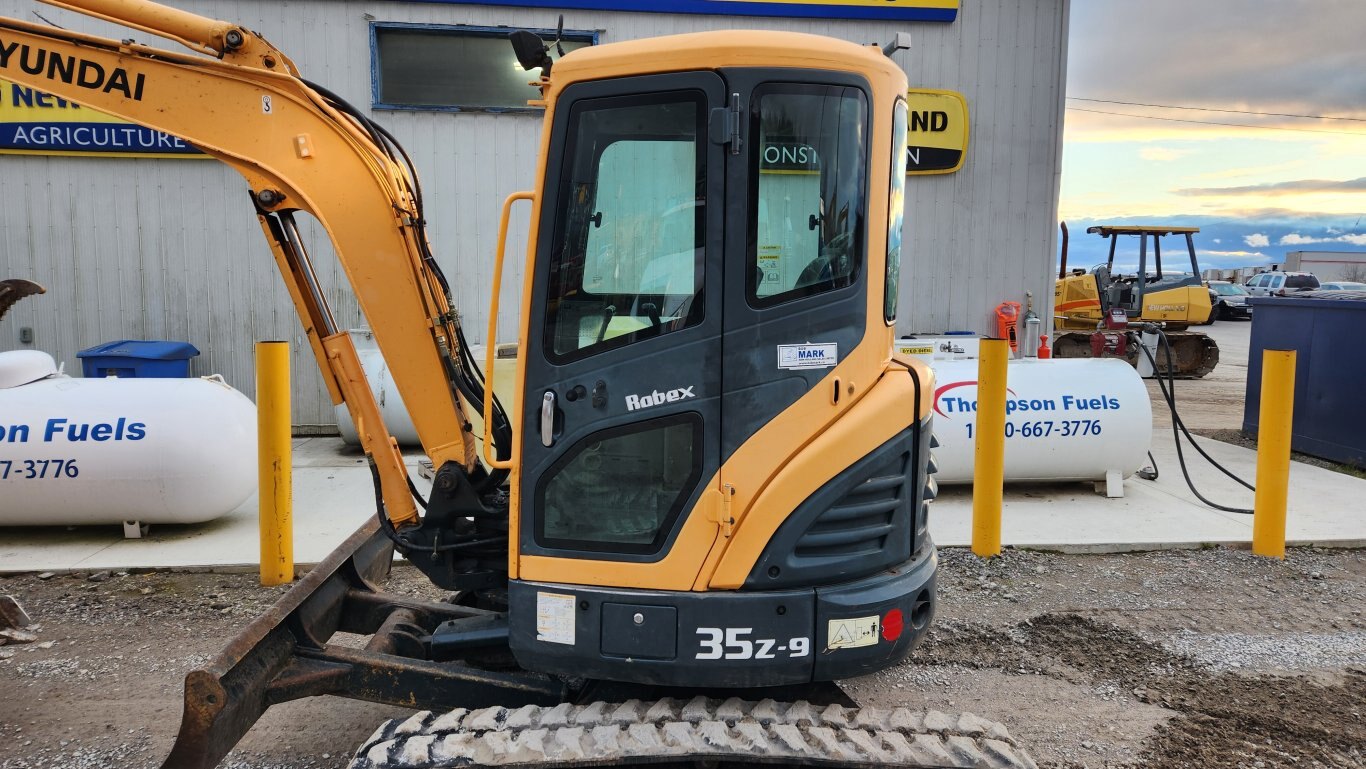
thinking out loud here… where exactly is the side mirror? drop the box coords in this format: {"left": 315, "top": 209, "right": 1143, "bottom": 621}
{"left": 509, "top": 30, "right": 553, "bottom": 74}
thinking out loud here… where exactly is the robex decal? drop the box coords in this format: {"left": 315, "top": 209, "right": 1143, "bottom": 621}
{"left": 0, "top": 39, "right": 146, "bottom": 101}
{"left": 624, "top": 386, "right": 695, "bottom": 412}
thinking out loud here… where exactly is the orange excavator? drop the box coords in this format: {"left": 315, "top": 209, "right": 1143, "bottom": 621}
{"left": 1, "top": 2, "right": 1035, "bottom": 766}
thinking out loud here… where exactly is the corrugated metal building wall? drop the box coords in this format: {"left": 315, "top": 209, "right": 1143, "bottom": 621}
{"left": 0, "top": 0, "right": 1069, "bottom": 427}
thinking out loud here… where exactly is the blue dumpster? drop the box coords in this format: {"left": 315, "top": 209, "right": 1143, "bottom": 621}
{"left": 77, "top": 340, "right": 200, "bottom": 378}
{"left": 1243, "top": 294, "right": 1366, "bottom": 469}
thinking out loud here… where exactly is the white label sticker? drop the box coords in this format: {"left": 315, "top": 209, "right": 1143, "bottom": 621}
{"left": 535, "top": 591, "right": 576, "bottom": 645}
{"left": 826, "top": 615, "right": 880, "bottom": 650}
{"left": 778, "top": 343, "right": 838, "bottom": 370}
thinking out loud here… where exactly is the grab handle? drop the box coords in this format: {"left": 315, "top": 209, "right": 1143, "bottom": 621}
{"left": 483, "top": 190, "right": 534, "bottom": 471}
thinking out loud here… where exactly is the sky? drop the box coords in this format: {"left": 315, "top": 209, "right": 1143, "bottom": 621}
{"left": 1060, "top": 0, "right": 1366, "bottom": 271}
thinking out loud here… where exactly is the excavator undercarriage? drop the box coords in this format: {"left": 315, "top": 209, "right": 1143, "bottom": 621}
{"left": 162, "top": 516, "right": 1032, "bottom": 769}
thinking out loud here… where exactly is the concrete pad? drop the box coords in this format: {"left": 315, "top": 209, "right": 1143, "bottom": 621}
{"left": 930, "top": 415, "right": 1366, "bottom": 551}
{"left": 3, "top": 419, "right": 1363, "bottom": 573}
{"left": 0, "top": 446, "right": 430, "bottom": 573}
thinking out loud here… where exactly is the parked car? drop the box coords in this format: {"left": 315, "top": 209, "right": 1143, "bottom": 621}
{"left": 1319, "top": 281, "right": 1366, "bottom": 291}
{"left": 1206, "top": 280, "right": 1252, "bottom": 320}
{"left": 1245, "top": 271, "right": 1320, "bottom": 296}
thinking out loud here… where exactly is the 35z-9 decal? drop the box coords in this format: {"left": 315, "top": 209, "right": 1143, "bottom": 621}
{"left": 695, "top": 627, "right": 809, "bottom": 660}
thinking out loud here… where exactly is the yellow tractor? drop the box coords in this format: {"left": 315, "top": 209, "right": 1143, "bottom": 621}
{"left": 1054, "top": 223, "right": 1219, "bottom": 377}
{"left": 0, "top": 1, "right": 1036, "bottom": 766}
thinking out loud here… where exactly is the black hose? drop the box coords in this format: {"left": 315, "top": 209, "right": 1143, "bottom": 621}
{"left": 1137, "top": 329, "right": 1254, "bottom": 514}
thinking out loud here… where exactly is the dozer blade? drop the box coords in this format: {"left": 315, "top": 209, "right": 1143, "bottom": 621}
{"left": 160, "top": 519, "right": 568, "bottom": 769}
{"left": 349, "top": 698, "right": 1038, "bottom": 768}
{"left": 1053, "top": 330, "right": 1219, "bottom": 379}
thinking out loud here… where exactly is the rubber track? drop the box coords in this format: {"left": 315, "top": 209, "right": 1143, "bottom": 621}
{"left": 348, "top": 697, "right": 1038, "bottom": 768}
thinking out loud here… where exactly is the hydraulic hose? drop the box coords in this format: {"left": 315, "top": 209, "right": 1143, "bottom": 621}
{"left": 304, "top": 78, "right": 514, "bottom": 491}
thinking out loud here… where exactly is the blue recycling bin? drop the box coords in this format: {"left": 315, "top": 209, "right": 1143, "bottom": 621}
{"left": 77, "top": 340, "right": 200, "bottom": 378}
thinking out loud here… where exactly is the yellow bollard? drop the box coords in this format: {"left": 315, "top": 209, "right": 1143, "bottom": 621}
{"left": 1253, "top": 349, "right": 1296, "bottom": 559}
{"left": 972, "top": 338, "right": 1009, "bottom": 558}
{"left": 257, "top": 341, "right": 294, "bottom": 585}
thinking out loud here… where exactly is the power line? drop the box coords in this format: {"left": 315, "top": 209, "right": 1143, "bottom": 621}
{"left": 1065, "top": 107, "right": 1366, "bottom": 137}
{"left": 1068, "top": 97, "right": 1366, "bottom": 123}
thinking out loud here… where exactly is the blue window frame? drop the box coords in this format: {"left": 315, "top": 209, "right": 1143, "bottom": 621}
{"left": 370, "top": 22, "right": 598, "bottom": 113}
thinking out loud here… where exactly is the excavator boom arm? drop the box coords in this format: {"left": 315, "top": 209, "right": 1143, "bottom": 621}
{"left": 0, "top": 1, "right": 488, "bottom": 525}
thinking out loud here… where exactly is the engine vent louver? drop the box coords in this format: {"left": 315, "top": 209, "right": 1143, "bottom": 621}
{"left": 743, "top": 426, "right": 932, "bottom": 590}
{"left": 793, "top": 466, "right": 907, "bottom": 559}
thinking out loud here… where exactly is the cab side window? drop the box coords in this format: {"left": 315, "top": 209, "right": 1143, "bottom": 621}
{"left": 746, "top": 84, "right": 868, "bottom": 307}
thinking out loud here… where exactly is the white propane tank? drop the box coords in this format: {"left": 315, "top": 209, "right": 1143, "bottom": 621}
{"left": 335, "top": 330, "right": 518, "bottom": 451}
{"left": 0, "top": 366, "right": 256, "bottom": 527}
{"left": 335, "top": 329, "right": 421, "bottom": 446}
{"left": 925, "top": 358, "right": 1151, "bottom": 491}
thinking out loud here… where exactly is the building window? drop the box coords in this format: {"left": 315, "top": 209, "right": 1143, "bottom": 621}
{"left": 371, "top": 23, "right": 597, "bottom": 112}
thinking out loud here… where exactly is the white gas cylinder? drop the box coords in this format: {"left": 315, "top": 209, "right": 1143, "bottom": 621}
{"left": 335, "top": 330, "right": 517, "bottom": 451}
{"left": 926, "top": 358, "right": 1151, "bottom": 488}
{"left": 0, "top": 370, "right": 256, "bottom": 526}
{"left": 335, "top": 329, "right": 421, "bottom": 446}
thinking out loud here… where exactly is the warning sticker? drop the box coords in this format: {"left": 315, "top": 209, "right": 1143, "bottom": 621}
{"left": 897, "top": 344, "right": 934, "bottom": 356}
{"left": 536, "top": 592, "right": 576, "bottom": 646}
{"left": 826, "top": 615, "right": 880, "bottom": 650}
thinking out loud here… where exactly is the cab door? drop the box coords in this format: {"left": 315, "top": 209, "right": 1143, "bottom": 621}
{"left": 517, "top": 73, "right": 726, "bottom": 582}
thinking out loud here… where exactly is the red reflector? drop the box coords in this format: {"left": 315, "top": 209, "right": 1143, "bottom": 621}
{"left": 881, "top": 608, "right": 905, "bottom": 642}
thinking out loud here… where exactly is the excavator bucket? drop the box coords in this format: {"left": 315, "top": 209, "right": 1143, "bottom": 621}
{"left": 0, "top": 279, "right": 45, "bottom": 322}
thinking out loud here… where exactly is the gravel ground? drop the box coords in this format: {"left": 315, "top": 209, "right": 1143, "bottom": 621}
{"left": 1, "top": 545, "right": 1362, "bottom": 769}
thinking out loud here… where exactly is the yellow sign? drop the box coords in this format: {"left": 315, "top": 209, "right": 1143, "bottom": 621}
{"left": 906, "top": 88, "right": 968, "bottom": 175}
{"left": 0, "top": 79, "right": 202, "bottom": 158}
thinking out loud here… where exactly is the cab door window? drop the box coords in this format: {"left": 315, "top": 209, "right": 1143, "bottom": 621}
{"left": 543, "top": 92, "right": 707, "bottom": 363}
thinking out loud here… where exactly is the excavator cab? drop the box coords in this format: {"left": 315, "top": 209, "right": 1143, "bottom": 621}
{"left": 495, "top": 34, "right": 938, "bottom": 689}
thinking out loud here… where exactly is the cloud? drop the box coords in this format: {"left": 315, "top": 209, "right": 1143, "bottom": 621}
{"left": 1279, "top": 233, "right": 1319, "bottom": 245}
{"left": 1205, "top": 249, "right": 1266, "bottom": 258}
{"left": 1213, "top": 238, "right": 1222, "bottom": 244}
{"left": 1277, "top": 232, "right": 1366, "bottom": 246}
{"left": 1139, "top": 146, "right": 1192, "bottom": 161}
{"left": 1068, "top": 1, "right": 1366, "bottom": 121}
{"left": 1178, "top": 177, "right": 1366, "bottom": 197}
{"left": 1244, "top": 233, "right": 1270, "bottom": 247}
